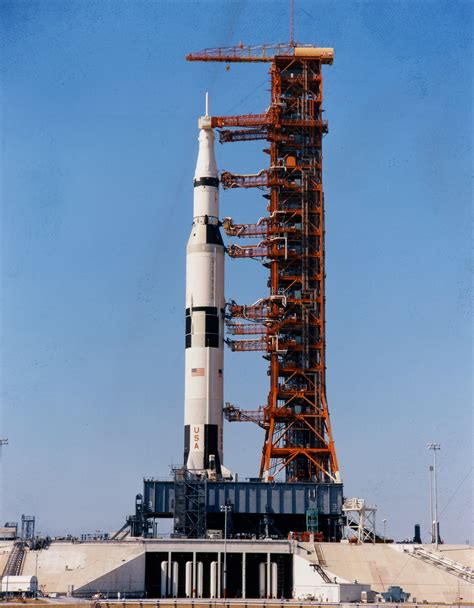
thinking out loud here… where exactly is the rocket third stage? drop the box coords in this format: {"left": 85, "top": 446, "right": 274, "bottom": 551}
{"left": 183, "top": 112, "right": 225, "bottom": 477}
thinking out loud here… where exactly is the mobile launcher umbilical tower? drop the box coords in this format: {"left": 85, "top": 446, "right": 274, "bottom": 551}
{"left": 129, "top": 42, "right": 344, "bottom": 541}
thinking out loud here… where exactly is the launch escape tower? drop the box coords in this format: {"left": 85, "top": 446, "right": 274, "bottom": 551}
{"left": 133, "top": 43, "right": 343, "bottom": 540}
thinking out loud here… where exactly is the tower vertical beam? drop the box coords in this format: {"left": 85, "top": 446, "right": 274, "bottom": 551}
{"left": 259, "top": 55, "right": 339, "bottom": 482}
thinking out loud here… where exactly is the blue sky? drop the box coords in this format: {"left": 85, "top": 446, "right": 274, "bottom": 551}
{"left": 1, "top": 0, "right": 471, "bottom": 543}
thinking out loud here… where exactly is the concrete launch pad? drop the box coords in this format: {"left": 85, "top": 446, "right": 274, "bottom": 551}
{"left": 1, "top": 540, "right": 472, "bottom": 602}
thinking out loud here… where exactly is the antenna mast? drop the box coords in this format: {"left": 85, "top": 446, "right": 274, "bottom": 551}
{"left": 290, "top": 0, "right": 295, "bottom": 47}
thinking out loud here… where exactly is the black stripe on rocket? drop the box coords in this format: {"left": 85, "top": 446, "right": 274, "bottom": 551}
{"left": 185, "top": 307, "right": 224, "bottom": 349}
{"left": 206, "top": 224, "right": 224, "bottom": 246}
{"left": 194, "top": 177, "right": 219, "bottom": 188}
{"left": 194, "top": 216, "right": 224, "bottom": 246}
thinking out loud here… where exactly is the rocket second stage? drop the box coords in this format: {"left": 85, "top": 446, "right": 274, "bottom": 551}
{"left": 184, "top": 112, "right": 225, "bottom": 477}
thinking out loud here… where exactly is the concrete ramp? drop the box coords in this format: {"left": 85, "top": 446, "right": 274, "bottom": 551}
{"left": 21, "top": 542, "right": 145, "bottom": 595}
{"left": 318, "top": 543, "right": 473, "bottom": 603}
{"left": 0, "top": 542, "right": 15, "bottom": 576}
{"left": 74, "top": 552, "right": 145, "bottom": 595}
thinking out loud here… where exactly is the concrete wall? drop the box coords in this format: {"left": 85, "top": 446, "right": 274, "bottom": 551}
{"left": 293, "top": 553, "right": 339, "bottom": 598}
{"left": 74, "top": 553, "right": 145, "bottom": 595}
{"left": 297, "top": 583, "right": 371, "bottom": 602}
{"left": 338, "top": 583, "right": 373, "bottom": 602}
{"left": 293, "top": 553, "right": 370, "bottom": 601}
{"left": 21, "top": 542, "right": 145, "bottom": 595}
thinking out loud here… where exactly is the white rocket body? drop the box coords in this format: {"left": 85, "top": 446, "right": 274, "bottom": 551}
{"left": 184, "top": 115, "right": 225, "bottom": 477}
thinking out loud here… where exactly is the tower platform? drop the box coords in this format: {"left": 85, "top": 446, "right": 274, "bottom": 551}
{"left": 130, "top": 475, "right": 343, "bottom": 541}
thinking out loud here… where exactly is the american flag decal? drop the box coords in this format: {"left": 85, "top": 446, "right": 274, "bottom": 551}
{"left": 191, "top": 368, "right": 205, "bottom": 377}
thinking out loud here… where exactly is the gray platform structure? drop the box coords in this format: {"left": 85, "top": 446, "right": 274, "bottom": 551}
{"left": 128, "top": 470, "right": 344, "bottom": 540}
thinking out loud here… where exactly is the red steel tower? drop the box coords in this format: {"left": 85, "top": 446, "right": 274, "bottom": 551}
{"left": 187, "top": 43, "right": 340, "bottom": 485}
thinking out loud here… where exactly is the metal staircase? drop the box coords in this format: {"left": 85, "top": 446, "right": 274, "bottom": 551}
{"left": 295, "top": 542, "right": 333, "bottom": 584}
{"left": 311, "top": 562, "right": 332, "bottom": 583}
{"left": 2, "top": 541, "right": 26, "bottom": 577}
{"left": 310, "top": 543, "right": 333, "bottom": 583}
{"left": 407, "top": 546, "right": 473, "bottom": 583}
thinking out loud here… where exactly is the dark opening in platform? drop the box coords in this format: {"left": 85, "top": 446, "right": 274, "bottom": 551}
{"left": 144, "top": 549, "right": 292, "bottom": 599}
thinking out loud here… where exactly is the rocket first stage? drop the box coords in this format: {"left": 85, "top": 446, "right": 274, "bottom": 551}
{"left": 184, "top": 103, "right": 226, "bottom": 477}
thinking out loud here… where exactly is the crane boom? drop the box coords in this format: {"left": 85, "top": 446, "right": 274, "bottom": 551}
{"left": 186, "top": 42, "right": 333, "bottom": 64}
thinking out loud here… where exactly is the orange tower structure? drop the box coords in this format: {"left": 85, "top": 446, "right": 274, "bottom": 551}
{"left": 187, "top": 43, "right": 340, "bottom": 485}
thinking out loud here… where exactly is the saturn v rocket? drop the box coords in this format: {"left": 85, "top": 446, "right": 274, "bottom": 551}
{"left": 183, "top": 106, "right": 226, "bottom": 478}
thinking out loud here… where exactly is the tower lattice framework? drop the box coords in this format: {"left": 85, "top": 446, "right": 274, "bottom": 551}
{"left": 188, "top": 44, "right": 340, "bottom": 484}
